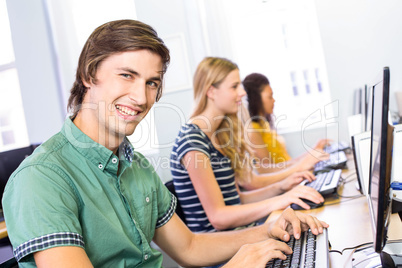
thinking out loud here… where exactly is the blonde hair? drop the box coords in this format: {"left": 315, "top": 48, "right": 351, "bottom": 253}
{"left": 192, "top": 57, "right": 252, "bottom": 185}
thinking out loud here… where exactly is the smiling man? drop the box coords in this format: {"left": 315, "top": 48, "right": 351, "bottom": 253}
{"left": 73, "top": 49, "right": 162, "bottom": 153}
{"left": 2, "top": 20, "right": 327, "bottom": 268}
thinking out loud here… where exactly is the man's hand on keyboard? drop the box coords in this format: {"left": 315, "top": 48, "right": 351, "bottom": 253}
{"left": 267, "top": 207, "right": 329, "bottom": 241}
{"left": 222, "top": 238, "right": 292, "bottom": 268}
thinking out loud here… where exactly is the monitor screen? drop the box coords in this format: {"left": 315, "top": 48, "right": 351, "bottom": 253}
{"left": 367, "top": 67, "right": 394, "bottom": 253}
{"left": 351, "top": 131, "right": 371, "bottom": 196}
{"left": 354, "top": 87, "right": 363, "bottom": 115}
{"left": 366, "top": 85, "right": 374, "bottom": 132}
{"left": 362, "top": 84, "right": 369, "bottom": 131}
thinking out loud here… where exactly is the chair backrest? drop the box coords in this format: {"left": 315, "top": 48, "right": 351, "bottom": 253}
{"left": 0, "top": 144, "right": 39, "bottom": 209}
{"left": 0, "top": 256, "right": 18, "bottom": 268}
{"left": 164, "top": 180, "right": 186, "bottom": 224}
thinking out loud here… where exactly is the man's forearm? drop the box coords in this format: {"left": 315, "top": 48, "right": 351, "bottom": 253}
{"left": 187, "top": 223, "right": 270, "bottom": 266}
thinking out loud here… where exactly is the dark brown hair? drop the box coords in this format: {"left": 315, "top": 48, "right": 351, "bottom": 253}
{"left": 67, "top": 19, "right": 170, "bottom": 117}
{"left": 242, "top": 73, "right": 270, "bottom": 123}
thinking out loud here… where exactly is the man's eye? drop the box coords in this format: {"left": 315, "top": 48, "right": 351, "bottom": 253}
{"left": 121, "top": 74, "right": 132, "bottom": 79}
{"left": 147, "top": 81, "right": 159, "bottom": 88}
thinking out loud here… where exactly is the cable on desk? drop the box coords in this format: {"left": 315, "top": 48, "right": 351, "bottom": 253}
{"left": 335, "top": 184, "right": 364, "bottom": 198}
{"left": 340, "top": 171, "right": 357, "bottom": 184}
{"left": 323, "top": 195, "right": 364, "bottom": 207}
{"left": 332, "top": 177, "right": 364, "bottom": 199}
{"left": 329, "top": 239, "right": 402, "bottom": 255}
{"left": 336, "top": 193, "right": 364, "bottom": 198}
{"left": 329, "top": 241, "right": 373, "bottom": 255}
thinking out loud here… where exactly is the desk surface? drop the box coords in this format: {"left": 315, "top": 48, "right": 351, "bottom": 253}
{"left": 0, "top": 221, "right": 7, "bottom": 240}
{"left": 269, "top": 157, "right": 402, "bottom": 267}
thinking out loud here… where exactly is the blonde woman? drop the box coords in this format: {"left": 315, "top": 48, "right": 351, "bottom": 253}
{"left": 170, "top": 57, "right": 324, "bottom": 234}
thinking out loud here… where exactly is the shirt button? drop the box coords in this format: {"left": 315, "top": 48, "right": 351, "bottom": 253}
{"left": 145, "top": 197, "right": 150, "bottom": 203}
{"left": 112, "top": 158, "right": 118, "bottom": 164}
{"left": 98, "top": 164, "right": 103, "bottom": 169}
{"left": 144, "top": 254, "right": 149, "bottom": 260}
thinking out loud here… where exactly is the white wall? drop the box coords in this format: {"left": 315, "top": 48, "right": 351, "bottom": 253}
{"left": 280, "top": 0, "right": 402, "bottom": 156}
{"left": 6, "top": 0, "right": 65, "bottom": 144}
{"left": 313, "top": 0, "right": 402, "bottom": 139}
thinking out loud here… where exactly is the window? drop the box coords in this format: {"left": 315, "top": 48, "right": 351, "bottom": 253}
{"left": 212, "top": 0, "right": 334, "bottom": 133}
{"left": 0, "top": 0, "right": 29, "bottom": 152}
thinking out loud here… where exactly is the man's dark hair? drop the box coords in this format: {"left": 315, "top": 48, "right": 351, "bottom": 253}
{"left": 67, "top": 19, "right": 170, "bottom": 117}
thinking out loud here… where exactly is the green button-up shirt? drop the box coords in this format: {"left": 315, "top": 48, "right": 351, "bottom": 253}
{"left": 2, "top": 118, "right": 176, "bottom": 267}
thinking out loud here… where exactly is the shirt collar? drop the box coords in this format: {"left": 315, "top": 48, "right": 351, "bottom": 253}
{"left": 119, "top": 137, "right": 135, "bottom": 163}
{"left": 61, "top": 118, "right": 135, "bottom": 169}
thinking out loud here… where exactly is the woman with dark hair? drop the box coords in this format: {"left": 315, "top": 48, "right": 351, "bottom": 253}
{"left": 243, "top": 73, "right": 329, "bottom": 173}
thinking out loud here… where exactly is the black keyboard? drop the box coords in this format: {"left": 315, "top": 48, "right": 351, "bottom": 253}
{"left": 266, "top": 230, "right": 317, "bottom": 268}
{"left": 314, "top": 151, "right": 347, "bottom": 172}
{"left": 323, "top": 141, "right": 350, "bottom": 154}
{"left": 306, "top": 169, "right": 342, "bottom": 195}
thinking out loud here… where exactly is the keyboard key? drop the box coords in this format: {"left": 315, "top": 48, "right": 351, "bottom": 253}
{"left": 266, "top": 230, "right": 321, "bottom": 268}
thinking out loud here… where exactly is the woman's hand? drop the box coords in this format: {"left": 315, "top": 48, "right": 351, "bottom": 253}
{"left": 314, "top": 139, "right": 332, "bottom": 151}
{"left": 297, "top": 148, "right": 329, "bottom": 171}
{"left": 274, "top": 185, "right": 324, "bottom": 210}
{"left": 279, "top": 171, "right": 316, "bottom": 192}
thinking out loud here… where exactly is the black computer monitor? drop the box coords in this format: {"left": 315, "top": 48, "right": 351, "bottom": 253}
{"left": 367, "top": 66, "right": 394, "bottom": 253}
{"left": 0, "top": 144, "right": 38, "bottom": 208}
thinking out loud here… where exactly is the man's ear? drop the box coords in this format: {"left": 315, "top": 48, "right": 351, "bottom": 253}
{"left": 82, "top": 78, "right": 92, "bottom": 89}
{"left": 206, "top": 85, "right": 215, "bottom": 100}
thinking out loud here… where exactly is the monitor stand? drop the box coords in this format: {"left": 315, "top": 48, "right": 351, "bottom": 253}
{"left": 355, "top": 181, "right": 360, "bottom": 192}
{"left": 351, "top": 243, "right": 402, "bottom": 268}
{"left": 381, "top": 244, "right": 402, "bottom": 267}
{"left": 352, "top": 247, "right": 381, "bottom": 268}
{"left": 382, "top": 195, "right": 402, "bottom": 267}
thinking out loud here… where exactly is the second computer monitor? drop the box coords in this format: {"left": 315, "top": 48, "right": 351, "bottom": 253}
{"left": 351, "top": 131, "right": 371, "bottom": 196}
{"left": 365, "top": 84, "right": 374, "bottom": 132}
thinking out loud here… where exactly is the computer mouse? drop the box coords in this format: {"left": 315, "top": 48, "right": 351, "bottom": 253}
{"left": 290, "top": 198, "right": 324, "bottom": 210}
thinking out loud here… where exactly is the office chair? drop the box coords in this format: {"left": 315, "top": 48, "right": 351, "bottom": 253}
{"left": 0, "top": 144, "right": 40, "bottom": 202}
{"left": 164, "top": 180, "right": 186, "bottom": 224}
{"left": 0, "top": 256, "right": 18, "bottom": 268}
